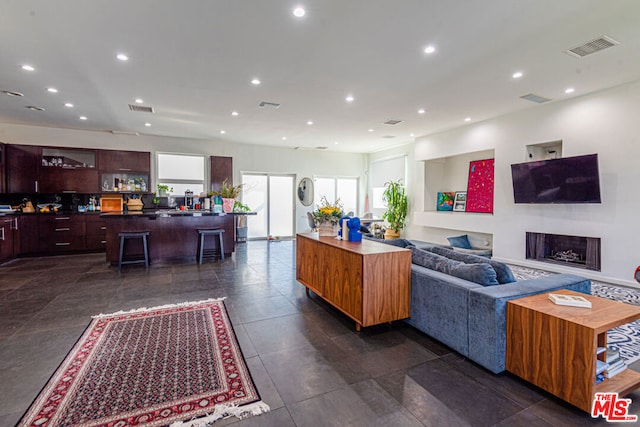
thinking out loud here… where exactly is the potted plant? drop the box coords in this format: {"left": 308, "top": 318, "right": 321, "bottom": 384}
{"left": 233, "top": 201, "right": 251, "bottom": 242}
{"left": 209, "top": 179, "right": 243, "bottom": 213}
{"left": 382, "top": 179, "right": 408, "bottom": 239}
{"left": 156, "top": 184, "right": 173, "bottom": 197}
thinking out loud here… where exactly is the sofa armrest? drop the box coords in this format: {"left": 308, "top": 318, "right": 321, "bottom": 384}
{"left": 406, "top": 264, "right": 482, "bottom": 356}
{"left": 467, "top": 274, "right": 591, "bottom": 373}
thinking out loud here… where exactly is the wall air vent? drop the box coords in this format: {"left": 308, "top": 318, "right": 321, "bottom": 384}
{"left": 383, "top": 119, "right": 403, "bottom": 125}
{"left": 520, "top": 93, "right": 552, "bottom": 104}
{"left": 128, "top": 104, "right": 154, "bottom": 113}
{"left": 259, "top": 101, "right": 281, "bottom": 109}
{"left": 564, "top": 35, "right": 619, "bottom": 58}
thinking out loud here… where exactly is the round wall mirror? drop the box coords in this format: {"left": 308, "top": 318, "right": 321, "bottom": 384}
{"left": 298, "top": 177, "right": 314, "bottom": 206}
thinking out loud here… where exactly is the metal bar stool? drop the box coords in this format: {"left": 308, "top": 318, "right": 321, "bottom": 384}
{"left": 118, "top": 231, "right": 150, "bottom": 272}
{"left": 196, "top": 229, "right": 225, "bottom": 264}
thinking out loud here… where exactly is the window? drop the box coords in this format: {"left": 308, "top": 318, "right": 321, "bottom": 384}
{"left": 370, "top": 155, "right": 406, "bottom": 209}
{"left": 157, "top": 153, "right": 205, "bottom": 195}
{"left": 314, "top": 177, "right": 358, "bottom": 215}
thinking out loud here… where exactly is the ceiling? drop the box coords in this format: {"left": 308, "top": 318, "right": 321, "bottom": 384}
{"left": 2, "top": 1, "right": 640, "bottom": 153}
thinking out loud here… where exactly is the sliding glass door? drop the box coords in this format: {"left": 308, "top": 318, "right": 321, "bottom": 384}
{"left": 241, "top": 173, "right": 295, "bottom": 239}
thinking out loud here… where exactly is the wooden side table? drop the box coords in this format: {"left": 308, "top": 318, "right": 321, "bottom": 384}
{"left": 506, "top": 289, "right": 640, "bottom": 412}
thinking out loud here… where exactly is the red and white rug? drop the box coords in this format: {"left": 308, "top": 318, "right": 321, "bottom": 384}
{"left": 18, "top": 299, "right": 269, "bottom": 427}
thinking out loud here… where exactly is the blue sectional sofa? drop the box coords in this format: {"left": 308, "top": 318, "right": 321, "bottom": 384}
{"left": 366, "top": 237, "right": 592, "bottom": 373}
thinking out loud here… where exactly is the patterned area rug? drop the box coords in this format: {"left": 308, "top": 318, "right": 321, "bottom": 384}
{"left": 510, "top": 265, "right": 640, "bottom": 364}
{"left": 18, "top": 299, "right": 269, "bottom": 427}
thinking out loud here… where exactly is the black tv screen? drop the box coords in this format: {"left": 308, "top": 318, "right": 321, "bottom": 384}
{"left": 511, "top": 154, "right": 601, "bottom": 204}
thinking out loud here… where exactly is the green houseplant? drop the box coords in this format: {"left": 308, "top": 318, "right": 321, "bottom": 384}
{"left": 208, "top": 179, "right": 244, "bottom": 213}
{"left": 382, "top": 179, "right": 408, "bottom": 239}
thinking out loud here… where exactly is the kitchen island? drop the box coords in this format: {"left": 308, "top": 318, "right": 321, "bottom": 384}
{"left": 102, "top": 210, "right": 236, "bottom": 265}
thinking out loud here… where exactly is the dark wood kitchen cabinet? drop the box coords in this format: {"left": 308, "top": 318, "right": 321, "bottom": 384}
{"left": 39, "top": 147, "right": 99, "bottom": 193}
{"left": 85, "top": 214, "right": 107, "bottom": 250}
{"left": 210, "top": 155, "right": 232, "bottom": 192}
{"left": 38, "top": 214, "right": 86, "bottom": 253}
{"left": 6, "top": 144, "right": 40, "bottom": 193}
{"left": 0, "top": 143, "right": 6, "bottom": 193}
{"left": 17, "top": 215, "right": 39, "bottom": 255}
{"left": 0, "top": 216, "right": 18, "bottom": 263}
{"left": 98, "top": 150, "right": 150, "bottom": 173}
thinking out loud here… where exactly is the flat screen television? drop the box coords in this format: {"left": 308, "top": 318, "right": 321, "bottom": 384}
{"left": 510, "top": 153, "right": 601, "bottom": 204}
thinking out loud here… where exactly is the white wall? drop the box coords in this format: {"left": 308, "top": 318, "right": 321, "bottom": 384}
{"left": 0, "top": 124, "right": 367, "bottom": 234}
{"left": 407, "top": 79, "right": 640, "bottom": 287}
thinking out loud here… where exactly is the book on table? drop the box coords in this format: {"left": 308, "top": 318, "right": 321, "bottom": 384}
{"left": 596, "top": 360, "right": 610, "bottom": 375}
{"left": 548, "top": 293, "right": 592, "bottom": 308}
{"left": 608, "top": 363, "right": 628, "bottom": 378}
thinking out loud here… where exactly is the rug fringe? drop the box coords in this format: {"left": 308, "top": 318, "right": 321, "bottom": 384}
{"left": 92, "top": 298, "right": 226, "bottom": 318}
{"left": 169, "top": 401, "right": 271, "bottom": 427}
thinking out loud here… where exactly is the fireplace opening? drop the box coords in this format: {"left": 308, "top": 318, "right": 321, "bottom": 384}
{"left": 526, "top": 232, "right": 601, "bottom": 271}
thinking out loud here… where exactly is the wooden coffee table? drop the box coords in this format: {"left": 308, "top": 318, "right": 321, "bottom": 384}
{"left": 507, "top": 289, "right": 640, "bottom": 412}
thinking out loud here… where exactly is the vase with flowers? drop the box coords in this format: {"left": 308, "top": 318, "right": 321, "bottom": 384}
{"left": 311, "top": 197, "right": 344, "bottom": 236}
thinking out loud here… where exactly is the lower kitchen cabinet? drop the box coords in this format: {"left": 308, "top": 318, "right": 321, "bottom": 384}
{"left": 18, "top": 215, "right": 39, "bottom": 255}
{"left": 38, "top": 214, "right": 87, "bottom": 253}
{"left": 86, "top": 215, "right": 107, "bottom": 250}
{"left": 0, "top": 217, "right": 17, "bottom": 263}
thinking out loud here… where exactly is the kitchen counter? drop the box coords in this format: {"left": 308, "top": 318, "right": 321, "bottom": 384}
{"left": 102, "top": 210, "right": 237, "bottom": 264}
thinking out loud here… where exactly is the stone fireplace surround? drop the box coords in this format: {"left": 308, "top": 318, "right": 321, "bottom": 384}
{"left": 526, "top": 232, "right": 601, "bottom": 271}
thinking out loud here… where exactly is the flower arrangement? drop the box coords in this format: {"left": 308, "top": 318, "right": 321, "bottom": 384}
{"left": 312, "top": 196, "right": 344, "bottom": 226}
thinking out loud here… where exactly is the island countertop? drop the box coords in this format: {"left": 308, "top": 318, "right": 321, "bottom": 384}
{"left": 103, "top": 210, "right": 240, "bottom": 264}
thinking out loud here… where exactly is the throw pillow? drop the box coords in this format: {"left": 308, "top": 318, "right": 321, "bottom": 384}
{"left": 425, "top": 246, "right": 516, "bottom": 284}
{"left": 410, "top": 247, "right": 499, "bottom": 286}
{"left": 447, "top": 234, "right": 473, "bottom": 249}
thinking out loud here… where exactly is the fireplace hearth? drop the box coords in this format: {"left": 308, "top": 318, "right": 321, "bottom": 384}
{"left": 526, "top": 232, "right": 601, "bottom": 271}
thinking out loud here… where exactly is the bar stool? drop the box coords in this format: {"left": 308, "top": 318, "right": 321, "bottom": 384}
{"left": 196, "top": 229, "right": 225, "bottom": 264}
{"left": 118, "top": 231, "right": 150, "bottom": 272}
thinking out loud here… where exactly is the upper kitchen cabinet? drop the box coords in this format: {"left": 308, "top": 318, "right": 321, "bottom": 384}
{"left": 99, "top": 150, "right": 150, "bottom": 173}
{"left": 6, "top": 144, "right": 40, "bottom": 193}
{"left": 38, "top": 147, "right": 99, "bottom": 193}
{"left": 210, "top": 155, "right": 232, "bottom": 192}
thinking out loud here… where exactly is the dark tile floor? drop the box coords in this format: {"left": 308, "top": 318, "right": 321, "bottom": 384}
{"left": 1, "top": 241, "right": 638, "bottom": 426}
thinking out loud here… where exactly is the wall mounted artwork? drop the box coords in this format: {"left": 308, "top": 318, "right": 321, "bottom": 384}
{"left": 453, "top": 191, "right": 467, "bottom": 212}
{"left": 466, "top": 159, "right": 494, "bottom": 213}
{"left": 437, "top": 192, "right": 455, "bottom": 211}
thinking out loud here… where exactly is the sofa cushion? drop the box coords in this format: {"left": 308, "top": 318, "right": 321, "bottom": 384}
{"left": 447, "top": 234, "right": 473, "bottom": 249}
{"left": 425, "top": 246, "right": 516, "bottom": 284}
{"left": 363, "top": 235, "right": 414, "bottom": 248}
{"left": 410, "top": 247, "right": 499, "bottom": 286}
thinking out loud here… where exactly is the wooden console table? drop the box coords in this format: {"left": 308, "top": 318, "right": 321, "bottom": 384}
{"left": 296, "top": 233, "right": 411, "bottom": 331}
{"left": 507, "top": 289, "right": 640, "bottom": 412}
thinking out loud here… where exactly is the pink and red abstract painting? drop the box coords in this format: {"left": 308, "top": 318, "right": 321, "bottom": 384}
{"left": 466, "top": 159, "right": 494, "bottom": 213}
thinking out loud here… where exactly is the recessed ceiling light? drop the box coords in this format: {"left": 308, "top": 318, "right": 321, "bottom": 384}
{"left": 410, "top": 133, "right": 415, "bottom": 137}
{"left": 2, "top": 90, "right": 24, "bottom": 97}
{"left": 307, "top": 120, "right": 313, "bottom": 125}
{"left": 116, "top": 53, "right": 128, "bottom": 61}
{"left": 47, "top": 87, "right": 58, "bottom": 93}
{"left": 418, "top": 108, "right": 426, "bottom": 114}
{"left": 21, "top": 64, "right": 35, "bottom": 71}
{"left": 282, "top": 136, "right": 287, "bottom": 140}
{"left": 135, "top": 98, "right": 144, "bottom": 104}
{"left": 512, "top": 71, "right": 523, "bottom": 79}
{"left": 565, "top": 87, "right": 575, "bottom": 94}
{"left": 293, "top": 7, "right": 306, "bottom": 17}
{"left": 424, "top": 45, "right": 436, "bottom": 54}
{"left": 64, "top": 102, "right": 74, "bottom": 108}
{"left": 464, "top": 117, "right": 471, "bottom": 122}
{"left": 231, "top": 111, "right": 239, "bottom": 116}
{"left": 26, "top": 106, "right": 45, "bottom": 111}
{"left": 345, "top": 95, "right": 354, "bottom": 103}
{"left": 145, "top": 123, "right": 151, "bottom": 127}
{"left": 368, "top": 128, "right": 374, "bottom": 132}
{"left": 220, "top": 130, "right": 226, "bottom": 134}
{"left": 251, "top": 78, "right": 261, "bottom": 85}
{"left": 79, "top": 116, "right": 87, "bottom": 120}
{"left": 334, "top": 141, "right": 339, "bottom": 145}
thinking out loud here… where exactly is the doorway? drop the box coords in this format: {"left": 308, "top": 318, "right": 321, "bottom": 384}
{"left": 241, "top": 173, "right": 295, "bottom": 239}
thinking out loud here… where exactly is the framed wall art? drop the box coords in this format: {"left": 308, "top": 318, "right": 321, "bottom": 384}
{"left": 466, "top": 159, "right": 494, "bottom": 213}
{"left": 436, "top": 192, "right": 455, "bottom": 211}
{"left": 453, "top": 191, "right": 467, "bottom": 212}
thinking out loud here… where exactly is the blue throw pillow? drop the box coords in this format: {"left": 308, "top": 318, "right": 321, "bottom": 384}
{"left": 410, "top": 247, "right": 499, "bottom": 286}
{"left": 425, "top": 245, "right": 517, "bottom": 284}
{"left": 447, "top": 234, "right": 473, "bottom": 249}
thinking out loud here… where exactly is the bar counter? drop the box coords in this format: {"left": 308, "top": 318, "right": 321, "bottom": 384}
{"left": 102, "top": 210, "right": 236, "bottom": 265}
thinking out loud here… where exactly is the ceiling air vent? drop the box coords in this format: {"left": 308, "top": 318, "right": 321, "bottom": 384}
{"left": 259, "top": 101, "right": 281, "bottom": 109}
{"left": 128, "top": 104, "right": 154, "bottom": 113}
{"left": 2, "top": 90, "right": 24, "bottom": 97}
{"left": 520, "top": 93, "right": 552, "bottom": 104}
{"left": 294, "top": 146, "right": 328, "bottom": 150}
{"left": 564, "top": 35, "right": 619, "bottom": 58}
{"left": 382, "top": 135, "right": 396, "bottom": 139}
{"left": 383, "top": 119, "right": 403, "bottom": 125}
